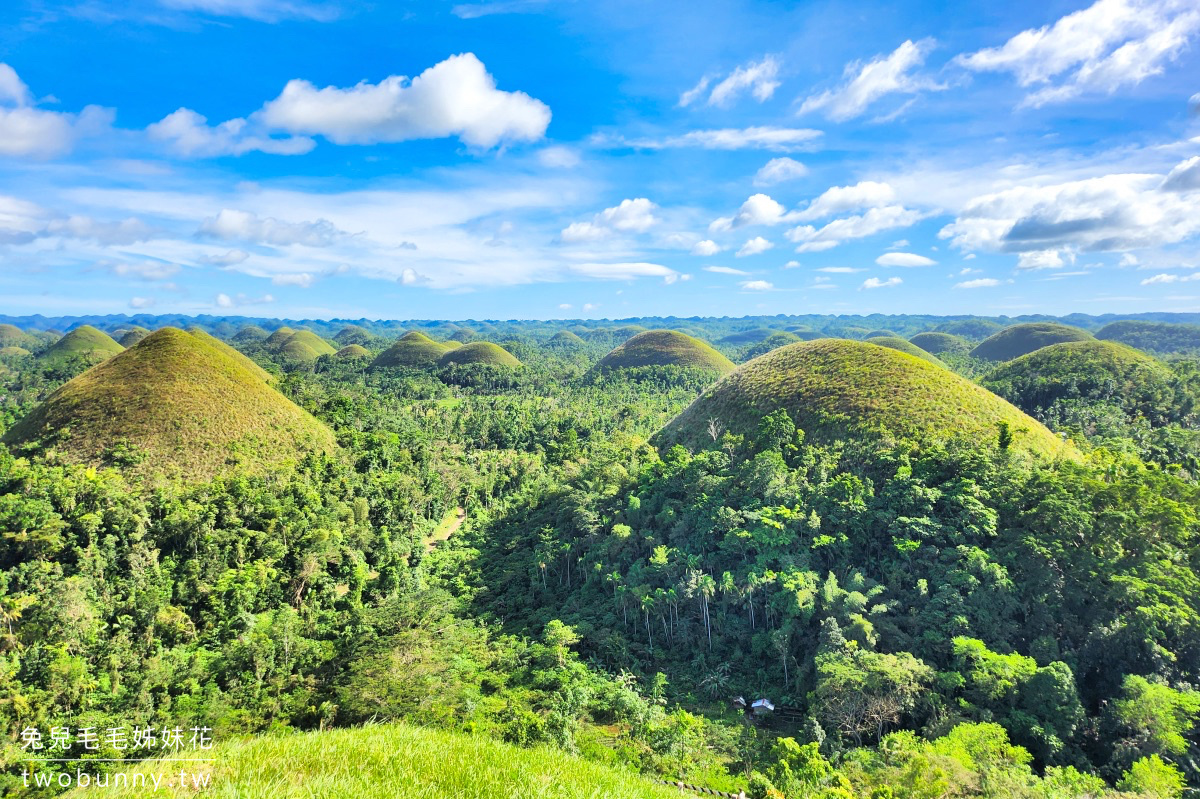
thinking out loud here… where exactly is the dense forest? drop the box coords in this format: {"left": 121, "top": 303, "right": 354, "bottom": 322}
{"left": 0, "top": 313, "right": 1198, "bottom": 799}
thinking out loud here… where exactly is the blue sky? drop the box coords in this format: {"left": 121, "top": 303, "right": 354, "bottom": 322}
{"left": 1, "top": 0, "right": 1199, "bottom": 320}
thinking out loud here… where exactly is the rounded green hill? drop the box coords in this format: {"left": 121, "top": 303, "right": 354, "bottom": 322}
{"left": 981, "top": 340, "right": 1174, "bottom": 420}
{"left": 264, "top": 326, "right": 297, "bottom": 350}
{"left": 970, "top": 323, "right": 1093, "bottom": 361}
{"left": 865, "top": 336, "right": 945, "bottom": 366}
{"left": 40, "top": 325, "right": 124, "bottom": 366}
{"left": 279, "top": 330, "right": 337, "bottom": 362}
{"left": 549, "top": 330, "right": 585, "bottom": 346}
{"left": 741, "top": 331, "right": 802, "bottom": 360}
{"left": 654, "top": 339, "right": 1070, "bottom": 458}
{"left": 3, "top": 328, "right": 335, "bottom": 479}
{"left": 0, "top": 346, "right": 31, "bottom": 357}
{"left": 439, "top": 341, "right": 521, "bottom": 368}
{"left": 371, "top": 331, "right": 454, "bottom": 368}
{"left": 335, "top": 344, "right": 371, "bottom": 358}
{"left": 866, "top": 329, "right": 901, "bottom": 339}
{"left": 233, "top": 325, "right": 270, "bottom": 343}
{"left": 1095, "top": 320, "right": 1200, "bottom": 354}
{"left": 937, "top": 319, "right": 1003, "bottom": 340}
{"left": 334, "top": 325, "right": 377, "bottom": 346}
{"left": 118, "top": 327, "right": 152, "bottom": 347}
{"left": 0, "top": 324, "right": 40, "bottom": 351}
{"left": 720, "top": 328, "right": 786, "bottom": 345}
{"left": 909, "top": 331, "right": 970, "bottom": 355}
{"left": 597, "top": 330, "right": 735, "bottom": 374}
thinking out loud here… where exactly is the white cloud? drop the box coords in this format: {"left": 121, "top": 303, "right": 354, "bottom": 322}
{"left": 129, "top": 296, "right": 155, "bottom": 309}
{"left": 704, "top": 265, "right": 749, "bottom": 275}
{"left": 561, "top": 198, "right": 658, "bottom": 242}
{"left": 957, "top": 0, "right": 1200, "bottom": 107}
{"left": 787, "top": 205, "right": 923, "bottom": 250}
{"left": 794, "top": 241, "right": 839, "bottom": 253}
{"left": 955, "top": 277, "right": 1002, "bottom": 288}
{"left": 736, "top": 236, "right": 774, "bottom": 257}
{"left": 199, "top": 208, "right": 347, "bottom": 247}
{"left": 740, "top": 279, "right": 774, "bottom": 291}
{"left": 603, "top": 126, "right": 822, "bottom": 152}
{"left": 215, "top": 290, "right": 275, "bottom": 307}
{"left": 537, "top": 145, "right": 581, "bottom": 168}
{"left": 1119, "top": 252, "right": 1139, "bottom": 266}
{"left": 861, "top": 276, "right": 903, "bottom": 289}
{"left": 104, "top": 260, "right": 180, "bottom": 281}
{"left": 1141, "top": 271, "right": 1200, "bottom": 284}
{"left": 1163, "top": 156, "right": 1200, "bottom": 191}
{"left": 568, "top": 262, "right": 680, "bottom": 282}
{"left": 710, "top": 193, "right": 795, "bottom": 232}
{"left": 400, "top": 268, "right": 430, "bottom": 286}
{"left": 681, "top": 56, "right": 782, "bottom": 108}
{"left": 796, "top": 181, "right": 898, "bottom": 221}
{"left": 271, "top": 272, "right": 315, "bottom": 287}
{"left": 151, "top": 54, "right": 550, "bottom": 157}
{"left": 876, "top": 252, "right": 936, "bottom": 267}
{"left": 0, "top": 63, "right": 113, "bottom": 158}
{"left": 817, "top": 266, "right": 864, "bottom": 273}
{"left": 938, "top": 159, "right": 1200, "bottom": 264}
{"left": 148, "top": 109, "right": 315, "bottom": 158}
{"left": 44, "top": 215, "right": 157, "bottom": 245}
{"left": 157, "top": 0, "right": 340, "bottom": 21}
{"left": 691, "top": 239, "right": 722, "bottom": 256}
{"left": 198, "top": 249, "right": 250, "bottom": 266}
{"left": 257, "top": 54, "right": 549, "bottom": 149}
{"left": 216, "top": 292, "right": 234, "bottom": 308}
{"left": 799, "top": 40, "right": 943, "bottom": 121}
{"left": 754, "top": 157, "right": 808, "bottom": 187}
{"left": 557, "top": 302, "right": 572, "bottom": 309}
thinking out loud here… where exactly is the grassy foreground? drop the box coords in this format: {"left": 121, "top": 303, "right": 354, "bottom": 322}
{"left": 65, "top": 723, "right": 685, "bottom": 799}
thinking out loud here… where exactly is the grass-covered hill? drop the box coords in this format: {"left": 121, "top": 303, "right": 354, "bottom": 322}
{"left": 548, "top": 330, "right": 585, "bottom": 346}
{"left": 371, "top": 331, "right": 455, "bottom": 368}
{"left": 232, "top": 324, "right": 269, "bottom": 343}
{"left": 333, "top": 324, "right": 378, "bottom": 346}
{"left": 865, "top": 328, "right": 901, "bottom": 338}
{"left": 970, "top": 322, "right": 1093, "bottom": 361}
{"left": 278, "top": 330, "right": 337, "bottom": 362}
{"left": 936, "top": 319, "right": 1004, "bottom": 340}
{"left": 865, "top": 335, "right": 945, "bottom": 365}
{"left": 981, "top": 340, "right": 1177, "bottom": 422}
{"left": 264, "top": 326, "right": 297, "bottom": 350}
{"left": 719, "top": 327, "right": 786, "bottom": 344}
{"left": 65, "top": 723, "right": 683, "bottom": 799}
{"left": 117, "top": 326, "right": 152, "bottom": 347}
{"left": 654, "top": 339, "right": 1070, "bottom": 457}
{"left": 596, "top": 330, "right": 736, "bottom": 374}
{"left": 909, "top": 331, "right": 970, "bottom": 355}
{"left": 3, "top": 327, "right": 335, "bottom": 478}
{"left": 0, "top": 346, "right": 31, "bottom": 357}
{"left": 741, "top": 330, "right": 803, "bottom": 360}
{"left": 439, "top": 341, "right": 522, "bottom": 367}
{"left": 0, "top": 323, "right": 40, "bottom": 350}
{"left": 1095, "top": 320, "right": 1200, "bottom": 355}
{"left": 39, "top": 325, "right": 125, "bottom": 365}
{"left": 334, "top": 344, "right": 371, "bottom": 358}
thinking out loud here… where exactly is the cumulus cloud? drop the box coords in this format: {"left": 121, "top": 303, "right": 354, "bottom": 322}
{"left": 148, "top": 109, "right": 315, "bottom": 157}
{"left": 861, "top": 276, "right": 902, "bottom": 289}
{"left": 568, "top": 262, "right": 681, "bottom": 282}
{"left": 129, "top": 296, "right": 156, "bottom": 309}
{"left": 560, "top": 198, "right": 659, "bottom": 242}
{"left": 0, "top": 197, "right": 156, "bottom": 245}
{"left": 215, "top": 290, "right": 275, "bottom": 308}
{"left": 957, "top": 0, "right": 1200, "bottom": 107}
{"left": 198, "top": 209, "right": 347, "bottom": 247}
{"left": 938, "top": 159, "right": 1200, "bottom": 267}
{"left": 198, "top": 249, "right": 251, "bottom": 266}
{"left": 1162, "top": 156, "right": 1200, "bottom": 191}
{"left": 0, "top": 63, "right": 113, "bottom": 158}
{"left": 795, "top": 181, "right": 898, "bottom": 221}
{"left": 754, "top": 157, "right": 808, "bottom": 187}
{"left": 691, "top": 239, "right": 722, "bottom": 256}
{"left": 955, "top": 277, "right": 1002, "bottom": 288}
{"left": 799, "top": 40, "right": 943, "bottom": 121}
{"left": 710, "top": 193, "right": 796, "bottom": 232}
{"left": 736, "top": 236, "right": 774, "bottom": 257}
{"left": 876, "top": 252, "right": 936, "bottom": 267}
{"left": 150, "top": 53, "right": 550, "bottom": 157}
{"left": 787, "top": 205, "right": 923, "bottom": 251}
{"left": 739, "top": 279, "right": 774, "bottom": 291}
{"left": 704, "top": 265, "right": 749, "bottom": 275}
{"left": 681, "top": 56, "right": 782, "bottom": 108}
{"left": 1141, "top": 271, "right": 1200, "bottom": 284}
{"left": 271, "top": 272, "right": 315, "bottom": 287}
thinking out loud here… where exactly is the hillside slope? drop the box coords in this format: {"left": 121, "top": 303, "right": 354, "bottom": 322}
{"left": 597, "top": 330, "right": 735, "bottom": 373}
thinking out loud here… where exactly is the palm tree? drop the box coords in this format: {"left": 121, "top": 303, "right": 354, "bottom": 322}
{"left": 699, "top": 574, "right": 717, "bottom": 649}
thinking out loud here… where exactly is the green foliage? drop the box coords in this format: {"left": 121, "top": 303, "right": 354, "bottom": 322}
{"left": 1096, "top": 320, "right": 1200, "bottom": 355}
{"left": 39, "top": 326, "right": 124, "bottom": 367}
{"left": 1118, "top": 755, "right": 1187, "bottom": 799}
{"left": 439, "top": 341, "right": 523, "bottom": 368}
{"left": 597, "top": 330, "right": 736, "bottom": 374}
{"left": 372, "top": 331, "right": 456, "bottom": 368}
{"left": 865, "top": 336, "right": 946, "bottom": 366}
{"left": 909, "top": 332, "right": 970, "bottom": 355}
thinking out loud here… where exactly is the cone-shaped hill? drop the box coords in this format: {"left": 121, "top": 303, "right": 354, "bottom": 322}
{"left": 264, "top": 326, "right": 297, "bottom": 350}
{"left": 371, "top": 331, "right": 455, "bottom": 368}
{"left": 279, "top": 330, "right": 337, "bottom": 362}
{"left": 653, "top": 339, "right": 1070, "bottom": 458}
{"left": 334, "top": 325, "right": 377, "bottom": 346}
{"left": 719, "top": 328, "right": 786, "bottom": 345}
{"left": 936, "top": 319, "right": 1003, "bottom": 340}
{"left": 3, "top": 328, "right": 335, "bottom": 479}
{"left": 1095, "top": 320, "right": 1200, "bottom": 354}
{"left": 909, "top": 331, "right": 969, "bottom": 355}
{"left": 335, "top": 344, "right": 371, "bottom": 358}
{"left": 549, "top": 330, "right": 585, "bottom": 346}
{"left": 596, "top": 330, "right": 735, "bottom": 374}
{"left": 233, "top": 325, "right": 270, "bottom": 344}
{"left": 0, "top": 324, "right": 40, "bottom": 350}
{"left": 118, "top": 327, "right": 152, "bottom": 347}
{"left": 439, "top": 341, "right": 521, "bottom": 367}
{"left": 970, "top": 323, "right": 1092, "bottom": 361}
{"left": 865, "top": 336, "right": 945, "bottom": 366}
{"left": 40, "top": 325, "right": 124, "bottom": 366}
{"left": 981, "top": 340, "right": 1174, "bottom": 419}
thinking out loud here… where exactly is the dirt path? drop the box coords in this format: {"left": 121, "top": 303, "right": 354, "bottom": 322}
{"left": 425, "top": 507, "right": 465, "bottom": 552}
